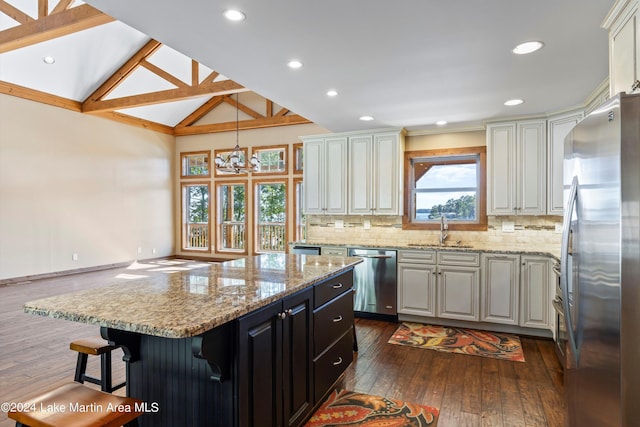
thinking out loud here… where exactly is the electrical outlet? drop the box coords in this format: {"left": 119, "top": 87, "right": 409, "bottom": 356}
{"left": 555, "top": 223, "right": 563, "bottom": 233}
{"left": 152, "top": 248, "right": 157, "bottom": 254}
{"left": 334, "top": 220, "right": 344, "bottom": 229}
{"left": 363, "top": 220, "right": 371, "bottom": 230}
{"left": 137, "top": 247, "right": 142, "bottom": 254}
{"left": 72, "top": 253, "right": 78, "bottom": 261}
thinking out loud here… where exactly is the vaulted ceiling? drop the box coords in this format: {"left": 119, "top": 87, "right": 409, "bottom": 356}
{"left": 1, "top": 0, "right": 615, "bottom": 135}
{"left": 0, "top": 1, "right": 311, "bottom": 135}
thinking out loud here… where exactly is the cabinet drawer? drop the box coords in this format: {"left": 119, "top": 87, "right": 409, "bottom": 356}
{"left": 314, "top": 270, "right": 353, "bottom": 308}
{"left": 314, "top": 329, "right": 354, "bottom": 403}
{"left": 437, "top": 251, "right": 480, "bottom": 266}
{"left": 321, "top": 246, "right": 348, "bottom": 257}
{"left": 398, "top": 250, "right": 436, "bottom": 264}
{"left": 314, "top": 290, "right": 354, "bottom": 355}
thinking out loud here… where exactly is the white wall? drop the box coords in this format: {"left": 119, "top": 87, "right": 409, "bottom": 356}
{"left": 0, "top": 94, "right": 175, "bottom": 280}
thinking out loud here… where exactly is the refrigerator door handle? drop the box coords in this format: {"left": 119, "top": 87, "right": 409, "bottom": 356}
{"left": 561, "top": 175, "right": 579, "bottom": 362}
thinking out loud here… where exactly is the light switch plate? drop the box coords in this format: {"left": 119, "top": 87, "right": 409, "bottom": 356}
{"left": 335, "top": 220, "right": 344, "bottom": 229}
{"left": 502, "top": 221, "right": 515, "bottom": 232}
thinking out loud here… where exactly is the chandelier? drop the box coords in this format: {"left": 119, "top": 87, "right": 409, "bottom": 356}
{"left": 214, "top": 93, "right": 260, "bottom": 174}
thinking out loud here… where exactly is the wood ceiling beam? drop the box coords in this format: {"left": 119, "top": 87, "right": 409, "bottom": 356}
{"left": 175, "top": 95, "right": 226, "bottom": 128}
{"left": 83, "top": 80, "right": 247, "bottom": 113}
{"left": 94, "top": 111, "right": 175, "bottom": 135}
{"left": 275, "top": 107, "right": 290, "bottom": 117}
{"left": 224, "top": 95, "right": 263, "bottom": 119}
{"left": 0, "top": 80, "right": 81, "bottom": 111}
{"left": 84, "top": 39, "right": 162, "bottom": 103}
{"left": 174, "top": 114, "right": 311, "bottom": 136}
{"left": 0, "top": 4, "right": 114, "bottom": 53}
{"left": 51, "top": 0, "right": 74, "bottom": 14}
{"left": 140, "top": 59, "right": 187, "bottom": 89}
{"left": 201, "top": 70, "right": 220, "bottom": 84}
{"left": 38, "top": 0, "right": 47, "bottom": 19}
{"left": 0, "top": 1, "right": 35, "bottom": 25}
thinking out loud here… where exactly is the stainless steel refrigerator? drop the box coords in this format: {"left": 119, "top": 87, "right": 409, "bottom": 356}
{"left": 561, "top": 92, "right": 640, "bottom": 427}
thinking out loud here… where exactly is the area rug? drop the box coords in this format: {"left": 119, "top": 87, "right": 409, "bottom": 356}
{"left": 388, "top": 322, "right": 525, "bottom": 362}
{"left": 305, "top": 389, "right": 439, "bottom": 427}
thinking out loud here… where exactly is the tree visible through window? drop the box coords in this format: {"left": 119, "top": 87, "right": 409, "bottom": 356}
{"left": 403, "top": 147, "right": 487, "bottom": 231}
{"left": 255, "top": 181, "right": 286, "bottom": 253}
{"left": 182, "top": 183, "right": 210, "bottom": 250}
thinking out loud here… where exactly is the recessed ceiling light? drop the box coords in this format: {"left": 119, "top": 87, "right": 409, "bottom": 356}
{"left": 42, "top": 56, "right": 55, "bottom": 64}
{"left": 504, "top": 99, "right": 524, "bottom": 106}
{"left": 513, "top": 41, "right": 544, "bottom": 55}
{"left": 326, "top": 89, "right": 338, "bottom": 97}
{"left": 287, "top": 60, "right": 303, "bottom": 69}
{"left": 359, "top": 116, "right": 374, "bottom": 121}
{"left": 436, "top": 120, "right": 448, "bottom": 126}
{"left": 223, "top": 9, "right": 245, "bottom": 21}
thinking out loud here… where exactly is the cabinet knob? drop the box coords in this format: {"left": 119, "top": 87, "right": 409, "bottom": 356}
{"left": 287, "top": 309, "right": 293, "bottom": 316}
{"left": 278, "top": 312, "right": 287, "bottom": 320}
{"left": 332, "top": 315, "right": 343, "bottom": 323}
{"left": 332, "top": 283, "right": 343, "bottom": 289}
{"left": 332, "top": 357, "right": 343, "bottom": 366}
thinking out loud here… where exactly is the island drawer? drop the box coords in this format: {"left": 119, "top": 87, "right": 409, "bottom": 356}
{"left": 398, "top": 250, "right": 437, "bottom": 264}
{"left": 314, "top": 328, "right": 354, "bottom": 402}
{"left": 314, "top": 290, "right": 354, "bottom": 355}
{"left": 437, "top": 251, "right": 480, "bottom": 266}
{"left": 314, "top": 270, "right": 353, "bottom": 308}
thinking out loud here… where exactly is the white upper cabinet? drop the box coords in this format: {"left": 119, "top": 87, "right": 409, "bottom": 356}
{"left": 302, "top": 136, "right": 348, "bottom": 215}
{"left": 547, "top": 111, "right": 583, "bottom": 215}
{"left": 604, "top": 0, "right": 640, "bottom": 97}
{"left": 487, "top": 120, "right": 547, "bottom": 215}
{"left": 348, "top": 131, "right": 403, "bottom": 215}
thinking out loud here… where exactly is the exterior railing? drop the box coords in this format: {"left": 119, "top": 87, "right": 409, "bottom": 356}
{"left": 187, "top": 223, "right": 208, "bottom": 249}
{"left": 257, "top": 222, "right": 286, "bottom": 252}
{"left": 220, "top": 222, "right": 246, "bottom": 250}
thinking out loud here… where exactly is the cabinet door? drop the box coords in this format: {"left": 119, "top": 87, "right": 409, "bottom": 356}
{"left": 610, "top": 4, "right": 639, "bottom": 96}
{"left": 282, "top": 289, "right": 314, "bottom": 427}
{"left": 481, "top": 254, "right": 520, "bottom": 325}
{"left": 348, "top": 135, "right": 373, "bottom": 215}
{"left": 520, "top": 256, "right": 551, "bottom": 329}
{"left": 303, "top": 139, "right": 325, "bottom": 214}
{"left": 372, "top": 133, "right": 400, "bottom": 215}
{"left": 517, "top": 120, "right": 546, "bottom": 215}
{"left": 324, "top": 137, "right": 348, "bottom": 215}
{"left": 398, "top": 263, "right": 437, "bottom": 317}
{"left": 487, "top": 123, "right": 516, "bottom": 214}
{"left": 237, "top": 302, "right": 283, "bottom": 427}
{"left": 437, "top": 266, "right": 480, "bottom": 321}
{"left": 547, "top": 112, "right": 583, "bottom": 215}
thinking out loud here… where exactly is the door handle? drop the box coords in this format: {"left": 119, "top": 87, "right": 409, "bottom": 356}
{"left": 332, "top": 315, "right": 343, "bottom": 323}
{"left": 332, "top": 357, "right": 343, "bottom": 366}
{"left": 561, "top": 176, "right": 579, "bottom": 361}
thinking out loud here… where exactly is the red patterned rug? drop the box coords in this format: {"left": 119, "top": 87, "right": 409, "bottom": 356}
{"left": 388, "top": 322, "right": 525, "bottom": 362}
{"left": 305, "top": 389, "right": 439, "bottom": 427}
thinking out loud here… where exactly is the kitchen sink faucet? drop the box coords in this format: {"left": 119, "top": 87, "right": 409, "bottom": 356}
{"left": 440, "top": 215, "right": 448, "bottom": 245}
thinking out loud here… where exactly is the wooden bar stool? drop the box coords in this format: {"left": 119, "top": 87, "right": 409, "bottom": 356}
{"left": 8, "top": 382, "right": 143, "bottom": 427}
{"left": 70, "top": 338, "right": 126, "bottom": 393}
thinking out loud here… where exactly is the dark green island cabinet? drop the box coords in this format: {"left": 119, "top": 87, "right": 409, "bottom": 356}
{"left": 101, "top": 268, "right": 354, "bottom": 427}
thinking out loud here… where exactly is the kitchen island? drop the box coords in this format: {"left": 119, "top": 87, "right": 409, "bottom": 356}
{"left": 24, "top": 254, "right": 361, "bottom": 427}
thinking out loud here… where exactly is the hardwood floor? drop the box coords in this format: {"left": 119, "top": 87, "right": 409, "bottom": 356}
{"left": 0, "top": 261, "right": 565, "bottom": 427}
{"left": 341, "top": 318, "right": 566, "bottom": 427}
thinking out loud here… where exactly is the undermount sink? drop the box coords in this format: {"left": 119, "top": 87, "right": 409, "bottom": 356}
{"left": 406, "top": 243, "right": 474, "bottom": 249}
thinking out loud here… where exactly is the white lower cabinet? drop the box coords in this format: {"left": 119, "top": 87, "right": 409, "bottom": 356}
{"left": 437, "top": 265, "right": 480, "bottom": 321}
{"left": 481, "top": 254, "right": 520, "bottom": 325}
{"left": 397, "top": 263, "right": 436, "bottom": 317}
{"left": 398, "top": 249, "right": 552, "bottom": 334}
{"left": 520, "top": 255, "right": 551, "bottom": 329}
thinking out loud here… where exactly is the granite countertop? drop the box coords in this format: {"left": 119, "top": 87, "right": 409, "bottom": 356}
{"left": 293, "top": 241, "right": 560, "bottom": 261}
{"left": 24, "top": 254, "right": 361, "bottom": 339}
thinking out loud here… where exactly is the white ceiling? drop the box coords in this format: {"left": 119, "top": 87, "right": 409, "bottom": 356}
{"left": 1, "top": 1, "right": 615, "bottom": 133}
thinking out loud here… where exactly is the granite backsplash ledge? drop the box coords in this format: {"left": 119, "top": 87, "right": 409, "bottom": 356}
{"left": 305, "top": 215, "right": 562, "bottom": 255}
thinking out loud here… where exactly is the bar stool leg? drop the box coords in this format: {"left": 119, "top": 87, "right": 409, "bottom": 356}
{"left": 100, "top": 351, "right": 112, "bottom": 393}
{"left": 74, "top": 353, "right": 88, "bottom": 383}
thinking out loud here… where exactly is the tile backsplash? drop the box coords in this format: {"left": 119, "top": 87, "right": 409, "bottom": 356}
{"left": 305, "top": 215, "right": 562, "bottom": 256}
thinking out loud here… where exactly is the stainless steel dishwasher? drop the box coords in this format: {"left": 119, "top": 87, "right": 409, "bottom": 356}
{"left": 348, "top": 248, "right": 397, "bottom": 319}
